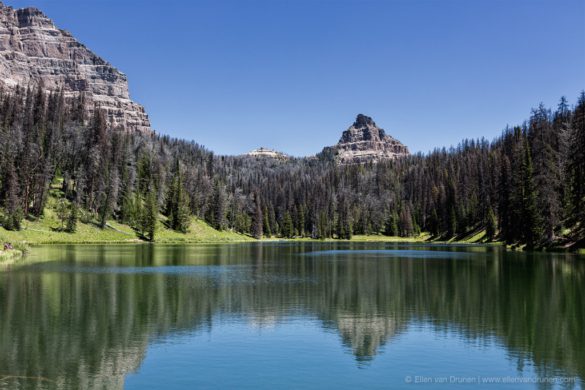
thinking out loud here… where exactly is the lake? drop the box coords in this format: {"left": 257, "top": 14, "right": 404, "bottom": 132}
{"left": 0, "top": 242, "right": 583, "bottom": 389}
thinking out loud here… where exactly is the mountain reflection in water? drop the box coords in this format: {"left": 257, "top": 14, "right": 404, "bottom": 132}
{"left": 0, "top": 242, "right": 583, "bottom": 389}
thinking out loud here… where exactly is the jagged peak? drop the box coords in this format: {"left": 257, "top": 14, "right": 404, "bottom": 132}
{"left": 324, "top": 115, "right": 409, "bottom": 164}
{"left": 353, "top": 114, "right": 376, "bottom": 128}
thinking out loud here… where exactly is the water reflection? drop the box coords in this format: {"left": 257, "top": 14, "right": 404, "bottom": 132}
{"left": 0, "top": 243, "right": 583, "bottom": 388}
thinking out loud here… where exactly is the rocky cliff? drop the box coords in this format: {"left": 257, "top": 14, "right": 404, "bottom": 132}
{"left": 246, "top": 147, "right": 289, "bottom": 160}
{"left": 0, "top": 2, "right": 150, "bottom": 132}
{"left": 322, "top": 114, "right": 409, "bottom": 164}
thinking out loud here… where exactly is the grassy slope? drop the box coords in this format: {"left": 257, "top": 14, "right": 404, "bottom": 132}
{"left": 0, "top": 190, "right": 251, "bottom": 245}
{"left": 155, "top": 218, "right": 253, "bottom": 243}
{"left": 0, "top": 215, "right": 251, "bottom": 245}
{"left": 351, "top": 230, "right": 501, "bottom": 245}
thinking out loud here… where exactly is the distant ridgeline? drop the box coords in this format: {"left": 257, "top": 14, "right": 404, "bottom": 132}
{"left": 245, "top": 147, "right": 290, "bottom": 160}
{"left": 0, "top": 2, "right": 584, "bottom": 248}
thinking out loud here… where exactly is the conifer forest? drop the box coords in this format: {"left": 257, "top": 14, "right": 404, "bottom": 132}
{"left": 1, "top": 86, "right": 584, "bottom": 249}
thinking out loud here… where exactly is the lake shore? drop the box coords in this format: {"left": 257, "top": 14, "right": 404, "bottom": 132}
{"left": 4, "top": 222, "right": 582, "bottom": 262}
{"left": 0, "top": 248, "right": 25, "bottom": 264}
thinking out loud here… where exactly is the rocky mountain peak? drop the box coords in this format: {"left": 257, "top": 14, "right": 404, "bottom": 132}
{"left": 0, "top": 2, "right": 150, "bottom": 132}
{"left": 354, "top": 113, "right": 376, "bottom": 128}
{"left": 15, "top": 6, "right": 51, "bottom": 27}
{"left": 340, "top": 114, "right": 387, "bottom": 144}
{"left": 323, "top": 115, "right": 409, "bottom": 164}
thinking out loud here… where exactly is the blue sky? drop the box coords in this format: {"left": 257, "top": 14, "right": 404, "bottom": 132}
{"left": 6, "top": 0, "right": 585, "bottom": 156}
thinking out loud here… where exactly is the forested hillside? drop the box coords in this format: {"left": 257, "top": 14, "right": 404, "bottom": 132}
{"left": 1, "top": 85, "right": 584, "bottom": 248}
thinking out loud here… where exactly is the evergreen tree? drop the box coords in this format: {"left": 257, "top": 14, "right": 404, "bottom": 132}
{"left": 498, "top": 155, "right": 514, "bottom": 243}
{"left": 66, "top": 201, "right": 78, "bottom": 233}
{"left": 262, "top": 206, "right": 272, "bottom": 237}
{"left": 282, "top": 212, "right": 294, "bottom": 238}
{"left": 399, "top": 205, "right": 414, "bottom": 237}
{"left": 384, "top": 210, "right": 399, "bottom": 237}
{"left": 336, "top": 197, "right": 352, "bottom": 239}
{"left": 529, "top": 104, "right": 560, "bottom": 242}
{"left": 2, "top": 160, "right": 22, "bottom": 231}
{"left": 166, "top": 161, "right": 191, "bottom": 232}
{"left": 568, "top": 92, "right": 585, "bottom": 227}
{"left": 427, "top": 208, "right": 440, "bottom": 237}
{"left": 141, "top": 189, "right": 158, "bottom": 241}
{"left": 55, "top": 198, "right": 69, "bottom": 231}
{"left": 209, "top": 181, "right": 227, "bottom": 231}
{"left": 521, "top": 138, "right": 543, "bottom": 247}
{"left": 485, "top": 207, "right": 497, "bottom": 241}
{"left": 251, "top": 193, "right": 263, "bottom": 239}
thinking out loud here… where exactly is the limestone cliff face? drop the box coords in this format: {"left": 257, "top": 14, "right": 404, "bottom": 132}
{"left": 322, "top": 114, "right": 409, "bottom": 164}
{"left": 0, "top": 2, "right": 150, "bottom": 132}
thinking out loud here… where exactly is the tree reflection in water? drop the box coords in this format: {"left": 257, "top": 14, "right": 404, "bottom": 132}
{"left": 0, "top": 243, "right": 583, "bottom": 388}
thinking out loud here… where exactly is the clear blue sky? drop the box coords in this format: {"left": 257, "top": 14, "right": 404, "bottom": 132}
{"left": 6, "top": 0, "right": 585, "bottom": 155}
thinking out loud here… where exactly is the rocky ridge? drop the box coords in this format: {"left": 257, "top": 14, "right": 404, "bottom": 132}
{"left": 246, "top": 147, "right": 289, "bottom": 160}
{"left": 321, "top": 114, "right": 409, "bottom": 164}
{"left": 0, "top": 2, "right": 150, "bottom": 132}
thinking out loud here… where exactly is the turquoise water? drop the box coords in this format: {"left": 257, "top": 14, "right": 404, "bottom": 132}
{"left": 0, "top": 242, "right": 583, "bottom": 389}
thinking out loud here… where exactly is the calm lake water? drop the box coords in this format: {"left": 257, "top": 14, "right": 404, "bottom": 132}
{"left": 0, "top": 242, "right": 583, "bottom": 389}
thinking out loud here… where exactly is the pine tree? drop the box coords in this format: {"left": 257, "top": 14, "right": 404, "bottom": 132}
{"left": 66, "top": 201, "right": 78, "bottom": 233}
{"left": 554, "top": 96, "right": 572, "bottom": 218}
{"left": 55, "top": 198, "right": 69, "bottom": 231}
{"left": 485, "top": 207, "right": 497, "bottom": 241}
{"left": 141, "top": 189, "right": 158, "bottom": 241}
{"left": 384, "top": 210, "right": 399, "bottom": 237}
{"left": 427, "top": 208, "right": 440, "bottom": 237}
{"left": 529, "top": 104, "right": 560, "bottom": 242}
{"left": 521, "top": 138, "right": 543, "bottom": 247}
{"left": 448, "top": 207, "right": 457, "bottom": 238}
{"left": 399, "top": 205, "right": 414, "bottom": 237}
{"left": 209, "top": 181, "right": 227, "bottom": 231}
{"left": 251, "top": 193, "right": 263, "bottom": 239}
{"left": 2, "top": 160, "right": 23, "bottom": 231}
{"left": 336, "top": 197, "right": 352, "bottom": 239}
{"left": 262, "top": 206, "right": 271, "bottom": 237}
{"left": 498, "top": 155, "right": 514, "bottom": 243}
{"left": 166, "top": 161, "right": 191, "bottom": 233}
{"left": 282, "top": 211, "right": 294, "bottom": 238}
{"left": 446, "top": 178, "right": 458, "bottom": 237}
{"left": 568, "top": 92, "right": 585, "bottom": 227}
{"left": 337, "top": 207, "right": 352, "bottom": 240}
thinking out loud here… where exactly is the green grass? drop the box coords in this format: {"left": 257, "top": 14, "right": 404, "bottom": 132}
{"left": 0, "top": 208, "right": 139, "bottom": 245}
{"left": 0, "top": 189, "right": 252, "bottom": 245}
{"left": 155, "top": 218, "right": 252, "bottom": 243}
{"left": 0, "top": 214, "right": 251, "bottom": 245}
{"left": 0, "top": 248, "right": 24, "bottom": 264}
{"left": 350, "top": 233, "right": 430, "bottom": 242}
{"left": 0, "top": 232, "right": 26, "bottom": 264}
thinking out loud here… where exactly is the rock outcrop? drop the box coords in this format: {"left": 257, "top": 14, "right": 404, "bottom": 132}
{"left": 0, "top": 2, "right": 150, "bottom": 132}
{"left": 246, "top": 147, "right": 289, "bottom": 160}
{"left": 322, "top": 114, "right": 409, "bottom": 164}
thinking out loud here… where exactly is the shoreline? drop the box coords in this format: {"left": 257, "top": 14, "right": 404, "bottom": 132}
{"left": 3, "top": 230, "right": 582, "bottom": 262}
{"left": 0, "top": 249, "right": 25, "bottom": 265}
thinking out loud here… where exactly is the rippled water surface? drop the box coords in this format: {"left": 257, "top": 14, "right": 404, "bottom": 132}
{"left": 0, "top": 242, "right": 583, "bottom": 389}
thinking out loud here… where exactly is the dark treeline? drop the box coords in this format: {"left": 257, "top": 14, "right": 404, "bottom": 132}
{"left": 0, "top": 85, "right": 584, "bottom": 248}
